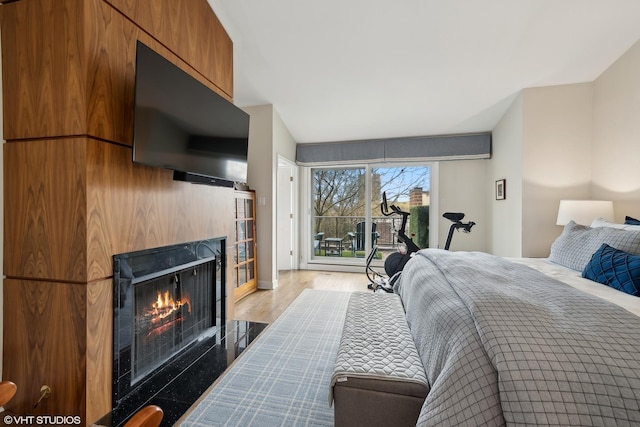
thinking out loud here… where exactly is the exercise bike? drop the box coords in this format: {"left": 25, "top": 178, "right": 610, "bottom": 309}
{"left": 442, "top": 212, "right": 475, "bottom": 250}
{"left": 366, "top": 192, "right": 475, "bottom": 292}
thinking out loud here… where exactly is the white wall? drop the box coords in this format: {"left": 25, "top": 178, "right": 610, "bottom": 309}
{"left": 490, "top": 37, "right": 640, "bottom": 257}
{"left": 244, "top": 104, "right": 297, "bottom": 289}
{"left": 490, "top": 83, "right": 594, "bottom": 257}
{"left": 437, "top": 159, "right": 488, "bottom": 252}
{"left": 490, "top": 84, "right": 594, "bottom": 257}
{"left": 272, "top": 108, "right": 297, "bottom": 273}
{"left": 245, "top": 105, "right": 275, "bottom": 288}
{"left": 592, "top": 39, "right": 640, "bottom": 219}
{"left": 272, "top": 107, "right": 297, "bottom": 161}
{"left": 245, "top": 41, "right": 640, "bottom": 274}
{"left": 490, "top": 94, "right": 524, "bottom": 257}
{"left": 521, "top": 83, "right": 594, "bottom": 257}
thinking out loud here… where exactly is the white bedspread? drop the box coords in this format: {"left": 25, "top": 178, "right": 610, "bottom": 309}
{"left": 510, "top": 257, "right": 640, "bottom": 317}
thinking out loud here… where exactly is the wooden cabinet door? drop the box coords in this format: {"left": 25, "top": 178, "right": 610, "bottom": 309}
{"left": 234, "top": 190, "right": 258, "bottom": 302}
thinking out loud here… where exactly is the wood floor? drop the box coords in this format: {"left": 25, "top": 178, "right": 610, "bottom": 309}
{"left": 233, "top": 270, "right": 369, "bottom": 324}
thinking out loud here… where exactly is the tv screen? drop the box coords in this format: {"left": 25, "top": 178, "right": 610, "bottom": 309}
{"left": 133, "top": 41, "right": 249, "bottom": 185}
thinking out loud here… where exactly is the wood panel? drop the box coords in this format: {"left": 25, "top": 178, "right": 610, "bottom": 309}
{"left": 105, "top": 0, "right": 233, "bottom": 97}
{"left": 84, "top": 0, "right": 139, "bottom": 145}
{"left": 4, "top": 139, "right": 88, "bottom": 282}
{"left": 85, "top": 138, "right": 236, "bottom": 282}
{"left": 84, "top": 1, "right": 229, "bottom": 146}
{"left": 1, "top": 0, "right": 233, "bottom": 145}
{"left": 0, "top": 0, "right": 87, "bottom": 141}
{"left": 84, "top": 0, "right": 232, "bottom": 145}
{"left": 3, "top": 279, "right": 87, "bottom": 419}
{"left": 85, "top": 279, "right": 113, "bottom": 423}
{"left": 1, "top": 0, "right": 238, "bottom": 424}
{"left": 4, "top": 136, "right": 237, "bottom": 423}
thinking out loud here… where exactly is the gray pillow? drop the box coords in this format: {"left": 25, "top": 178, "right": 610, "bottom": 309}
{"left": 549, "top": 221, "right": 640, "bottom": 271}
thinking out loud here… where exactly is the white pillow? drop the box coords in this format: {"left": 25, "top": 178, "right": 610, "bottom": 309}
{"left": 591, "top": 217, "right": 640, "bottom": 231}
{"left": 550, "top": 221, "right": 640, "bottom": 271}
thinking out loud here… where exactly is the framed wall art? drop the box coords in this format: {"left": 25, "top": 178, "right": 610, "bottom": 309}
{"left": 495, "top": 179, "right": 506, "bottom": 200}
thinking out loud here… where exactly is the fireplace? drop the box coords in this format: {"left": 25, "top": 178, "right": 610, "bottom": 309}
{"left": 112, "top": 238, "right": 225, "bottom": 407}
{"left": 131, "top": 261, "right": 215, "bottom": 383}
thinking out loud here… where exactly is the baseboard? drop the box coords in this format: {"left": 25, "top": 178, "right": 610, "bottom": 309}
{"left": 258, "top": 279, "right": 278, "bottom": 290}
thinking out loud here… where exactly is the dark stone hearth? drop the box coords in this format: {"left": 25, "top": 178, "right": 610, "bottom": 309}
{"left": 103, "top": 238, "right": 258, "bottom": 427}
{"left": 96, "top": 320, "right": 266, "bottom": 427}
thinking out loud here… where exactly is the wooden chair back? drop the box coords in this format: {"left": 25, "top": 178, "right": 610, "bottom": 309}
{"left": 0, "top": 381, "right": 17, "bottom": 406}
{"left": 124, "top": 405, "right": 164, "bottom": 427}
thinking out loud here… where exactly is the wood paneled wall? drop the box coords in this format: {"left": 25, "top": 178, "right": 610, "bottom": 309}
{"left": 1, "top": 0, "right": 232, "bottom": 145}
{"left": 1, "top": 0, "right": 236, "bottom": 424}
{"left": 3, "top": 279, "right": 88, "bottom": 417}
{"left": 4, "top": 138, "right": 89, "bottom": 282}
{"left": 104, "top": 0, "right": 233, "bottom": 97}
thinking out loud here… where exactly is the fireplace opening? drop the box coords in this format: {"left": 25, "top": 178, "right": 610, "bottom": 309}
{"left": 132, "top": 260, "right": 214, "bottom": 384}
{"left": 112, "top": 238, "right": 225, "bottom": 407}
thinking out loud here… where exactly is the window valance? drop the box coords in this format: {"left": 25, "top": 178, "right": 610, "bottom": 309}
{"left": 296, "top": 132, "right": 491, "bottom": 166}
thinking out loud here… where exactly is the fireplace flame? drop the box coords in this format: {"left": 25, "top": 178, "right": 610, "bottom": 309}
{"left": 137, "top": 290, "right": 193, "bottom": 337}
{"left": 149, "top": 291, "right": 191, "bottom": 324}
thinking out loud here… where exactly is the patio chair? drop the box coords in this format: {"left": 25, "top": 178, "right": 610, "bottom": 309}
{"left": 347, "top": 232, "right": 357, "bottom": 255}
{"left": 313, "top": 232, "right": 325, "bottom": 255}
{"left": 355, "top": 222, "right": 379, "bottom": 252}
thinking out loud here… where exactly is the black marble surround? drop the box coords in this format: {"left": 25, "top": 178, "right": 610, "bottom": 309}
{"left": 99, "top": 238, "right": 266, "bottom": 427}
{"left": 96, "top": 320, "right": 267, "bottom": 427}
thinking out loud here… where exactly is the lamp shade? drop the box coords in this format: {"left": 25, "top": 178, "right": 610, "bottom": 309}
{"left": 556, "top": 200, "right": 614, "bottom": 226}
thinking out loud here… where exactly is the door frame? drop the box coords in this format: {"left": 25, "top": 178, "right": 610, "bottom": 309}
{"left": 276, "top": 155, "right": 299, "bottom": 271}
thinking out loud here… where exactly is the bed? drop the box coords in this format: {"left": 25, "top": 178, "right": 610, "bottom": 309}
{"left": 394, "top": 219, "right": 640, "bottom": 426}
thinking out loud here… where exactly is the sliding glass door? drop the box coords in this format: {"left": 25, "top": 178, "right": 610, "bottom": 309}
{"left": 311, "top": 164, "right": 431, "bottom": 265}
{"left": 312, "top": 167, "right": 366, "bottom": 258}
{"left": 370, "top": 166, "right": 431, "bottom": 265}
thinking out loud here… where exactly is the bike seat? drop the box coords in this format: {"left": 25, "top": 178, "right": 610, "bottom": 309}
{"left": 443, "top": 212, "right": 465, "bottom": 222}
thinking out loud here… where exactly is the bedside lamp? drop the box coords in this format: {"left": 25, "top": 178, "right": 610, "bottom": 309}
{"left": 556, "top": 200, "right": 614, "bottom": 226}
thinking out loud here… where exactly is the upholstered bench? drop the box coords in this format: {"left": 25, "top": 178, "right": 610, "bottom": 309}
{"left": 330, "top": 291, "right": 429, "bottom": 427}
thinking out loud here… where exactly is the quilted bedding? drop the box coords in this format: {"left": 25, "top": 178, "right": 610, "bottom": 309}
{"left": 395, "top": 249, "right": 640, "bottom": 427}
{"left": 329, "top": 291, "right": 428, "bottom": 403}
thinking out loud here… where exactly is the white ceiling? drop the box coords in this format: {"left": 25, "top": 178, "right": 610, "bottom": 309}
{"left": 208, "top": 0, "right": 640, "bottom": 144}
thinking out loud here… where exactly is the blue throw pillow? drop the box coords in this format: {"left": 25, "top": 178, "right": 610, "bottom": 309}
{"left": 582, "top": 243, "right": 640, "bottom": 297}
{"left": 625, "top": 215, "right": 640, "bottom": 226}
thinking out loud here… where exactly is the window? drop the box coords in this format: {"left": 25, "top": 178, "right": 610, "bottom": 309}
{"left": 312, "top": 167, "right": 366, "bottom": 258}
{"left": 310, "top": 164, "right": 431, "bottom": 266}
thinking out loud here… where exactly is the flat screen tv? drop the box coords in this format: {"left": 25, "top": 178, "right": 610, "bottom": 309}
{"left": 133, "top": 41, "right": 249, "bottom": 187}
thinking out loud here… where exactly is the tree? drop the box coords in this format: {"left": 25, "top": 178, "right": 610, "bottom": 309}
{"left": 313, "top": 169, "right": 365, "bottom": 235}
{"left": 312, "top": 166, "right": 430, "bottom": 243}
{"left": 373, "top": 167, "right": 430, "bottom": 206}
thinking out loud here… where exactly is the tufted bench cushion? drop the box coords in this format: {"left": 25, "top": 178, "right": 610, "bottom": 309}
{"left": 330, "top": 291, "right": 429, "bottom": 427}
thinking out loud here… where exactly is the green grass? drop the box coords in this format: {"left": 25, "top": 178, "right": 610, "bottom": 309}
{"left": 314, "top": 249, "right": 382, "bottom": 259}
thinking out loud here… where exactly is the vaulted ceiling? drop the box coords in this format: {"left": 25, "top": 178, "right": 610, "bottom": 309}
{"left": 208, "top": 0, "right": 640, "bottom": 143}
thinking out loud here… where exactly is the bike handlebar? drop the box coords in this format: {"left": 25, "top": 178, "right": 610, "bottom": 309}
{"left": 381, "top": 192, "right": 410, "bottom": 217}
